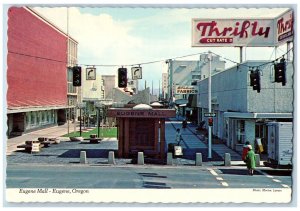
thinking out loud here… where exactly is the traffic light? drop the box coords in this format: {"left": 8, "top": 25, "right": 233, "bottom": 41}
{"left": 118, "top": 68, "right": 127, "bottom": 88}
{"left": 274, "top": 58, "right": 286, "bottom": 86}
{"left": 250, "top": 69, "right": 261, "bottom": 93}
{"left": 208, "top": 117, "right": 213, "bottom": 126}
{"left": 72, "top": 66, "right": 82, "bottom": 86}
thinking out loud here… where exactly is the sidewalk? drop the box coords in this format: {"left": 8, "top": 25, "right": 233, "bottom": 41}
{"left": 166, "top": 118, "right": 244, "bottom": 165}
{"left": 6, "top": 122, "right": 78, "bottom": 155}
{"left": 6, "top": 119, "right": 249, "bottom": 166}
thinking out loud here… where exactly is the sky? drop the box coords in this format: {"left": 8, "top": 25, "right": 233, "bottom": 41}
{"left": 31, "top": 5, "right": 293, "bottom": 92}
{"left": 8, "top": 5, "right": 293, "bottom": 92}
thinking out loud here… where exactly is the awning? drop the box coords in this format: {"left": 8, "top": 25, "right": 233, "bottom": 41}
{"left": 7, "top": 105, "right": 72, "bottom": 114}
{"left": 175, "top": 99, "right": 188, "bottom": 105}
{"left": 224, "top": 112, "right": 293, "bottom": 119}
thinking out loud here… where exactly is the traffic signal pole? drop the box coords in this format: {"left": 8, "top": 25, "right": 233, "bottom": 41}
{"left": 208, "top": 51, "right": 212, "bottom": 159}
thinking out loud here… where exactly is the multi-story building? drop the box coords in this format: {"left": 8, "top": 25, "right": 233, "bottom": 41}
{"left": 197, "top": 60, "right": 293, "bottom": 153}
{"left": 161, "top": 73, "right": 168, "bottom": 100}
{"left": 102, "top": 75, "right": 116, "bottom": 102}
{"left": 7, "top": 7, "right": 78, "bottom": 137}
{"left": 127, "top": 79, "right": 138, "bottom": 95}
{"left": 67, "top": 38, "right": 79, "bottom": 121}
{"left": 165, "top": 55, "right": 225, "bottom": 118}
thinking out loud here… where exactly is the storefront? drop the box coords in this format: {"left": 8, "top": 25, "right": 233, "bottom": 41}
{"left": 223, "top": 112, "right": 292, "bottom": 154}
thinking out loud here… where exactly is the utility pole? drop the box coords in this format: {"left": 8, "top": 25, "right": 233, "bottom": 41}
{"left": 152, "top": 80, "right": 153, "bottom": 95}
{"left": 208, "top": 51, "right": 212, "bottom": 159}
{"left": 158, "top": 80, "right": 161, "bottom": 101}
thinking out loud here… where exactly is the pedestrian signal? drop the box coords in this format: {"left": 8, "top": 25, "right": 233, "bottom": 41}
{"left": 208, "top": 117, "right": 213, "bottom": 126}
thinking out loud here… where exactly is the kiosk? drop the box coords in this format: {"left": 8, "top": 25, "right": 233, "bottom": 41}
{"left": 107, "top": 104, "right": 175, "bottom": 159}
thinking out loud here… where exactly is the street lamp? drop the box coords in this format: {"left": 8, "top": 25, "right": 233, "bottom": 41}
{"left": 77, "top": 102, "right": 86, "bottom": 136}
{"left": 95, "top": 102, "right": 103, "bottom": 138}
{"left": 207, "top": 51, "right": 212, "bottom": 159}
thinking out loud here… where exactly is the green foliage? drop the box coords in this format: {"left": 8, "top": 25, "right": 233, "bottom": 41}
{"left": 63, "top": 127, "right": 117, "bottom": 138}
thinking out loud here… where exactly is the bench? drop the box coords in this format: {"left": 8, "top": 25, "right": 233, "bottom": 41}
{"left": 41, "top": 141, "right": 51, "bottom": 148}
{"left": 17, "top": 144, "right": 32, "bottom": 152}
{"left": 17, "top": 141, "right": 41, "bottom": 153}
{"left": 83, "top": 138, "right": 102, "bottom": 144}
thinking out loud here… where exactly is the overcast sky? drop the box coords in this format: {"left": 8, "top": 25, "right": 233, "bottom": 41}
{"left": 23, "top": 6, "right": 291, "bottom": 90}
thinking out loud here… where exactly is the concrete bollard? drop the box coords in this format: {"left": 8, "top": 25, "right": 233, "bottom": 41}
{"left": 167, "top": 153, "right": 173, "bottom": 165}
{"left": 137, "top": 152, "right": 144, "bottom": 165}
{"left": 195, "top": 153, "right": 203, "bottom": 166}
{"left": 108, "top": 151, "right": 116, "bottom": 165}
{"left": 224, "top": 153, "right": 231, "bottom": 166}
{"left": 255, "top": 154, "right": 261, "bottom": 167}
{"left": 80, "top": 151, "right": 87, "bottom": 164}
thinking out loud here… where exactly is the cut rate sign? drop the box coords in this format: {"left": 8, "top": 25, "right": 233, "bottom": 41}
{"left": 175, "top": 85, "right": 198, "bottom": 94}
{"left": 192, "top": 18, "right": 275, "bottom": 47}
{"left": 192, "top": 10, "right": 294, "bottom": 47}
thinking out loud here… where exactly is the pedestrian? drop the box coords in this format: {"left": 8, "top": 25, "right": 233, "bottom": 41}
{"left": 182, "top": 119, "right": 187, "bottom": 130}
{"left": 242, "top": 141, "right": 250, "bottom": 162}
{"left": 175, "top": 128, "right": 183, "bottom": 146}
{"left": 245, "top": 145, "right": 256, "bottom": 176}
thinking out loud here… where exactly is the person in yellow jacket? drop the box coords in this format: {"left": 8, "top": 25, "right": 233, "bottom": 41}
{"left": 245, "top": 145, "right": 256, "bottom": 176}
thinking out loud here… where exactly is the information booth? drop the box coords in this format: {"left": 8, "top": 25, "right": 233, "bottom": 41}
{"left": 107, "top": 104, "right": 175, "bottom": 159}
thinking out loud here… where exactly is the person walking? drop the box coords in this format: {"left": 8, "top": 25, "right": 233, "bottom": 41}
{"left": 175, "top": 128, "right": 183, "bottom": 146}
{"left": 182, "top": 119, "right": 187, "bottom": 131}
{"left": 242, "top": 141, "right": 251, "bottom": 162}
{"left": 245, "top": 145, "right": 256, "bottom": 176}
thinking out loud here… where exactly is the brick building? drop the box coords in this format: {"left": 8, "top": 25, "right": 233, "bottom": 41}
{"left": 7, "top": 7, "right": 78, "bottom": 137}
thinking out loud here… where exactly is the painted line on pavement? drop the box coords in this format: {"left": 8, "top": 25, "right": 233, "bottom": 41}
{"left": 257, "top": 169, "right": 290, "bottom": 188}
{"left": 272, "top": 179, "right": 281, "bottom": 183}
{"left": 208, "top": 168, "right": 218, "bottom": 176}
{"left": 207, "top": 168, "right": 229, "bottom": 187}
{"left": 281, "top": 184, "right": 290, "bottom": 188}
{"left": 221, "top": 182, "right": 229, "bottom": 187}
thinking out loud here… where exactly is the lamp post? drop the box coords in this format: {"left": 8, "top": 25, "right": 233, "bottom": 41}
{"left": 207, "top": 51, "right": 212, "bottom": 159}
{"left": 95, "top": 102, "right": 103, "bottom": 138}
{"left": 77, "top": 102, "right": 86, "bottom": 136}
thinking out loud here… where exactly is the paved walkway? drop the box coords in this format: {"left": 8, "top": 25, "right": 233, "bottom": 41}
{"left": 6, "top": 122, "right": 78, "bottom": 155}
{"left": 165, "top": 118, "right": 243, "bottom": 164}
{"left": 6, "top": 118, "right": 250, "bottom": 166}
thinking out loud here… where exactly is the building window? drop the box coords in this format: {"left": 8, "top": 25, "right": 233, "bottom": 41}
{"left": 31, "top": 112, "right": 35, "bottom": 126}
{"left": 236, "top": 120, "right": 245, "bottom": 144}
{"left": 26, "top": 112, "right": 31, "bottom": 129}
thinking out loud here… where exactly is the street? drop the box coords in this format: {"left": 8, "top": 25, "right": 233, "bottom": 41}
{"left": 6, "top": 164, "right": 292, "bottom": 189}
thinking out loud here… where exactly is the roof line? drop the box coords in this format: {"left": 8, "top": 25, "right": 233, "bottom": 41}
{"left": 24, "top": 6, "right": 78, "bottom": 44}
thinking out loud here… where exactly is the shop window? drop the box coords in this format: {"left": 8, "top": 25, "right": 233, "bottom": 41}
{"left": 36, "top": 111, "right": 40, "bottom": 124}
{"left": 31, "top": 112, "right": 36, "bottom": 126}
{"left": 26, "top": 113, "right": 31, "bottom": 129}
{"left": 236, "top": 120, "right": 245, "bottom": 144}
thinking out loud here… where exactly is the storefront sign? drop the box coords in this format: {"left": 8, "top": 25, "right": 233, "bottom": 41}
{"left": 175, "top": 85, "right": 198, "bottom": 94}
{"left": 192, "top": 18, "right": 275, "bottom": 47}
{"left": 276, "top": 10, "right": 293, "bottom": 44}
